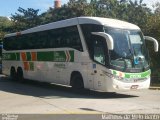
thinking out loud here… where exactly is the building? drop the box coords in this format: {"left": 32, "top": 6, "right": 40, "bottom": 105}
{"left": 54, "top": 0, "right": 61, "bottom": 8}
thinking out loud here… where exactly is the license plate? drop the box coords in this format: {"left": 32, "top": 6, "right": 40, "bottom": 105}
{"left": 131, "top": 85, "right": 139, "bottom": 90}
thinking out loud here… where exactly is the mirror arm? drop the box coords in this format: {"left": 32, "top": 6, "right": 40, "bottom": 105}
{"left": 92, "top": 32, "right": 114, "bottom": 50}
{"left": 144, "top": 36, "right": 159, "bottom": 52}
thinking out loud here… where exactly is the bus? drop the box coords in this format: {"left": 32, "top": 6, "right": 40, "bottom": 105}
{"left": 0, "top": 44, "right": 2, "bottom": 73}
{"left": 2, "top": 17, "right": 159, "bottom": 92}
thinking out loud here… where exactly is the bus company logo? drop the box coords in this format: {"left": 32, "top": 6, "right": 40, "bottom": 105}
{"left": 54, "top": 52, "right": 60, "bottom": 57}
{"left": 130, "top": 74, "right": 141, "bottom": 78}
{"left": 54, "top": 51, "right": 71, "bottom": 62}
{"left": 54, "top": 52, "right": 65, "bottom": 62}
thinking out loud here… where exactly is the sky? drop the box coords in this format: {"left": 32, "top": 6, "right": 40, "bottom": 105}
{"left": 0, "top": 0, "right": 158, "bottom": 17}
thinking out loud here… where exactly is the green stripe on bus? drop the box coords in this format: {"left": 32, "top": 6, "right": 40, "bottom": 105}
{"left": 2, "top": 53, "right": 17, "bottom": 61}
{"left": 69, "top": 51, "right": 74, "bottom": 62}
{"left": 26, "top": 52, "right": 31, "bottom": 61}
{"left": 3, "top": 50, "right": 75, "bottom": 62}
{"left": 125, "top": 70, "right": 151, "bottom": 78}
{"left": 112, "top": 70, "right": 151, "bottom": 78}
{"left": 54, "top": 51, "right": 66, "bottom": 62}
{"left": 16, "top": 53, "right": 20, "bottom": 61}
{"left": 37, "top": 51, "right": 54, "bottom": 61}
{"left": 141, "top": 70, "right": 151, "bottom": 77}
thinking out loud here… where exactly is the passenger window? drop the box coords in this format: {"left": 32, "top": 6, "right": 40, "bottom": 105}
{"left": 3, "top": 26, "right": 83, "bottom": 51}
{"left": 93, "top": 36, "right": 106, "bottom": 65}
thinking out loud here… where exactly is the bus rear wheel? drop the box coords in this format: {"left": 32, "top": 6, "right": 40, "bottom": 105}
{"left": 71, "top": 73, "right": 84, "bottom": 91}
{"left": 17, "top": 67, "right": 24, "bottom": 82}
{"left": 10, "top": 67, "right": 17, "bottom": 80}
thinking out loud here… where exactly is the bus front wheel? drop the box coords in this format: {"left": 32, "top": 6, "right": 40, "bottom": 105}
{"left": 71, "top": 73, "right": 84, "bottom": 91}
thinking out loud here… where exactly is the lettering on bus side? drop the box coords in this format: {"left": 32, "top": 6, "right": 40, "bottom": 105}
{"left": 2, "top": 53, "right": 16, "bottom": 60}
{"left": 2, "top": 53, "right": 11, "bottom": 60}
{"left": 54, "top": 51, "right": 66, "bottom": 62}
{"left": 129, "top": 75, "right": 141, "bottom": 78}
{"left": 2, "top": 53, "right": 20, "bottom": 61}
{"left": 54, "top": 63, "right": 66, "bottom": 69}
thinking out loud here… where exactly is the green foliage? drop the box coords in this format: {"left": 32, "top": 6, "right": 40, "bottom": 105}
{"left": 143, "top": 2, "right": 160, "bottom": 77}
{"left": 0, "top": 31, "right": 5, "bottom": 41}
{"left": 40, "top": 0, "right": 91, "bottom": 23}
{"left": 0, "top": 16, "right": 12, "bottom": 28}
{"left": 11, "top": 7, "right": 42, "bottom": 31}
{"left": 0, "top": 16, "right": 13, "bottom": 41}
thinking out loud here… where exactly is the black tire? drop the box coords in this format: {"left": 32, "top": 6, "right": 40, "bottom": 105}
{"left": 71, "top": 73, "right": 84, "bottom": 91}
{"left": 10, "top": 67, "right": 17, "bottom": 80}
{"left": 17, "top": 67, "right": 24, "bottom": 82}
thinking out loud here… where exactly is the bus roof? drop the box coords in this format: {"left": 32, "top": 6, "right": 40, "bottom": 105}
{"left": 5, "top": 17, "right": 140, "bottom": 37}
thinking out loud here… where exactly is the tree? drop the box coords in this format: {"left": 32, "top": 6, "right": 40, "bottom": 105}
{"left": 154, "top": 2, "right": 160, "bottom": 15}
{"left": 0, "top": 16, "right": 13, "bottom": 41}
{"left": 143, "top": 2, "right": 160, "bottom": 77}
{"left": 0, "top": 16, "right": 12, "bottom": 28}
{"left": 11, "top": 7, "right": 41, "bottom": 31}
{"left": 40, "top": 0, "right": 91, "bottom": 23}
{"left": 129, "top": 1, "right": 150, "bottom": 27}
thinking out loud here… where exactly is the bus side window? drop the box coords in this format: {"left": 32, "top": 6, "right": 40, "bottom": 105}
{"left": 93, "top": 36, "right": 106, "bottom": 65}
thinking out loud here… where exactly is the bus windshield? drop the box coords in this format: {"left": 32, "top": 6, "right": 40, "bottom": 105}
{"left": 104, "top": 28, "right": 149, "bottom": 72}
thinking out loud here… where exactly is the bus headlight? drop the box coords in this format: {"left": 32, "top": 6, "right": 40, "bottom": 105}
{"left": 112, "top": 75, "right": 124, "bottom": 81}
{"left": 102, "top": 71, "right": 125, "bottom": 81}
{"left": 102, "top": 71, "right": 114, "bottom": 78}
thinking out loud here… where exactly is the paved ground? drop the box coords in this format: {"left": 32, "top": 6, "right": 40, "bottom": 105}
{"left": 0, "top": 75, "right": 160, "bottom": 119}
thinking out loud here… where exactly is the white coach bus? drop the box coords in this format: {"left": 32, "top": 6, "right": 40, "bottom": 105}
{"left": 2, "top": 17, "right": 159, "bottom": 92}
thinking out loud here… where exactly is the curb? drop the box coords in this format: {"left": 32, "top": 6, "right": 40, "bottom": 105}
{"left": 149, "top": 87, "right": 160, "bottom": 90}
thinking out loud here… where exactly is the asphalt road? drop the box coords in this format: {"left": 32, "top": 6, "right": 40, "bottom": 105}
{"left": 0, "top": 75, "right": 160, "bottom": 120}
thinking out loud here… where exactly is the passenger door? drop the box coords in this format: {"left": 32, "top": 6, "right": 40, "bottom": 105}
{"left": 92, "top": 36, "right": 106, "bottom": 90}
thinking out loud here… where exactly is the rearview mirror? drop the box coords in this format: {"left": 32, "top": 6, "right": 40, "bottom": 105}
{"left": 91, "top": 32, "right": 114, "bottom": 50}
{"left": 144, "top": 36, "right": 159, "bottom": 52}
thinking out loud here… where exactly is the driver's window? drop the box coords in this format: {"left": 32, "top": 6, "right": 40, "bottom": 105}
{"left": 93, "top": 36, "right": 106, "bottom": 65}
